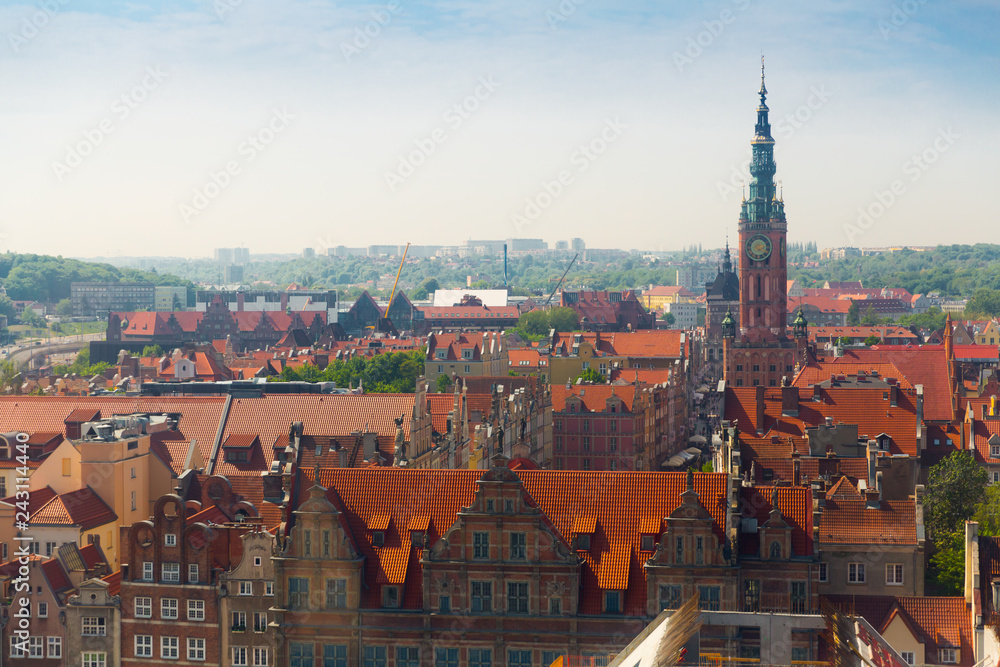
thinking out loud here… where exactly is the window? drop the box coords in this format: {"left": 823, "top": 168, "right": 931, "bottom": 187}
{"left": 439, "top": 594, "right": 451, "bottom": 612}
{"left": 769, "top": 541, "right": 782, "bottom": 560}
{"left": 135, "top": 596, "right": 152, "bottom": 618}
{"left": 471, "top": 580, "right": 492, "bottom": 613}
{"left": 233, "top": 647, "right": 248, "bottom": 666}
{"left": 289, "top": 578, "right": 310, "bottom": 609}
{"left": 290, "top": 642, "right": 314, "bottom": 667}
{"left": 161, "top": 598, "right": 178, "bottom": 620}
{"left": 162, "top": 562, "right": 180, "bottom": 582}
{"left": 900, "top": 651, "right": 915, "bottom": 665}
{"left": 372, "top": 531, "right": 385, "bottom": 547}
{"left": 47, "top": 636, "right": 61, "bottom": 659}
{"left": 640, "top": 534, "right": 655, "bottom": 551}
{"left": 549, "top": 597, "right": 561, "bottom": 615}
{"left": 583, "top": 419, "right": 590, "bottom": 432}
{"left": 83, "top": 653, "right": 106, "bottom": 667}
{"left": 507, "top": 581, "right": 529, "bottom": 613}
{"left": 135, "top": 636, "right": 153, "bottom": 658}
{"left": 188, "top": 638, "right": 206, "bottom": 661}
{"left": 232, "top": 611, "right": 247, "bottom": 631}
{"left": 605, "top": 590, "right": 622, "bottom": 614}
{"left": 324, "top": 644, "right": 348, "bottom": 667}
{"left": 508, "top": 649, "right": 532, "bottom": 667}
{"left": 325, "top": 578, "right": 347, "bottom": 608}
{"left": 383, "top": 585, "right": 399, "bottom": 608}
{"left": 45, "top": 541, "right": 55, "bottom": 557}
{"left": 82, "top": 616, "right": 107, "bottom": 636}
{"left": 744, "top": 579, "right": 761, "bottom": 612}
{"left": 582, "top": 458, "right": 591, "bottom": 470}
{"left": 609, "top": 436, "right": 618, "bottom": 451}
{"left": 791, "top": 581, "right": 808, "bottom": 614}
{"left": 473, "top": 532, "right": 489, "bottom": 559}
{"left": 188, "top": 563, "right": 199, "bottom": 583}
{"left": 659, "top": 584, "right": 682, "bottom": 610}
{"left": 583, "top": 436, "right": 590, "bottom": 451}
{"left": 698, "top": 585, "right": 721, "bottom": 611}
{"left": 254, "top": 648, "right": 269, "bottom": 666}
{"left": 470, "top": 648, "right": 493, "bottom": 667}
{"left": 188, "top": 599, "right": 205, "bottom": 621}
{"left": 28, "top": 637, "right": 42, "bottom": 658}
{"left": 161, "top": 636, "right": 179, "bottom": 660}
{"left": 37, "top": 602, "right": 47, "bottom": 618}
{"left": 363, "top": 646, "right": 387, "bottom": 667}
{"left": 435, "top": 647, "right": 459, "bottom": 667}
{"left": 848, "top": 562, "right": 866, "bottom": 583}
{"left": 940, "top": 648, "right": 957, "bottom": 664}
{"left": 165, "top": 533, "right": 177, "bottom": 546}
{"left": 10, "top": 636, "right": 25, "bottom": 658}
{"left": 696, "top": 536, "right": 704, "bottom": 564}
{"left": 239, "top": 580, "right": 253, "bottom": 596}
{"left": 992, "top": 444, "right": 1000, "bottom": 458}
{"left": 397, "top": 647, "right": 420, "bottom": 667}
{"left": 142, "top": 561, "right": 153, "bottom": 581}
{"left": 886, "top": 563, "right": 904, "bottom": 585}
{"left": 265, "top": 581, "right": 274, "bottom": 596}
{"left": 254, "top": 612, "right": 267, "bottom": 632}
{"left": 578, "top": 534, "right": 591, "bottom": 552}
{"left": 304, "top": 530, "right": 312, "bottom": 556}
{"left": 464, "top": 365, "right": 471, "bottom": 374}
{"left": 675, "top": 536, "right": 684, "bottom": 564}
{"left": 510, "top": 532, "right": 526, "bottom": 560}
{"left": 818, "top": 563, "right": 828, "bottom": 583}
{"left": 322, "top": 532, "right": 330, "bottom": 557}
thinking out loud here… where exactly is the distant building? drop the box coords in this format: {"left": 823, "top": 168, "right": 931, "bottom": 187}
{"left": 425, "top": 331, "right": 507, "bottom": 388}
{"left": 223, "top": 264, "right": 244, "bottom": 283}
{"left": 214, "top": 247, "right": 249, "bottom": 265}
{"left": 195, "top": 289, "right": 338, "bottom": 320}
{"left": 559, "top": 290, "right": 654, "bottom": 332}
{"left": 676, "top": 264, "right": 717, "bottom": 291}
{"left": 665, "top": 302, "right": 697, "bottom": 330}
{"left": 302, "top": 247, "right": 315, "bottom": 259}
{"left": 571, "top": 237, "right": 585, "bottom": 252}
{"left": 555, "top": 240, "right": 569, "bottom": 250}
{"left": 154, "top": 286, "right": 188, "bottom": 311}
{"left": 71, "top": 282, "right": 155, "bottom": 318}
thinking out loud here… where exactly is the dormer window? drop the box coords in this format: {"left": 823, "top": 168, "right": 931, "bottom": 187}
{"left": 435, "top": 350, "right": 447, "bottom": 360}
{"left": 410, "top": 531, "right": 423, "bottom": 547}
{"left": 640, "top": 535, "right": 655, "bottom": 552}
{"left": 372, "top": 531, "right": 385, "bottom": 547}
{"left": 462, "top": 349, "right": 473, "bottom": 360}
{"left": 604, "top": 590, "right": 622, "bottom": 614}
{"left": 382, "top": 586, "right": 400, "bottom": 608}
{"left": 577, "top": 534, "right": 591, "bottom": 551}
{"left": 769, "top": 541, "right": 782, "bottom": 560}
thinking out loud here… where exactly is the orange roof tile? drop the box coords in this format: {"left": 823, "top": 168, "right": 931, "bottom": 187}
{"left": 551, "top": 384, "right": 638, "bottom": 413}
{"left": 32, "top": 488, "right": 117, "bottom": 530}
{"left": 572, "top": 517, "right": 598, "bottom": 534}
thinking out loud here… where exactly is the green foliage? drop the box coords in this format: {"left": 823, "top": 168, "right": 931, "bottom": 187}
{"left": 271, "top": 349, "right": 426, "bottom": 393}
{"left": 863, "top": 335, "right": 881, "bottom": 346}
{"left": 700, "top": 460, "right": 714, "bottom": 472}
{"left": 972, "top": 484, "right": 1000, "bottom": 537}
{"left": 897, "top": 307, "right": 947, "bottom": 331}
{"left": 0, "top": 252, "right": 191, "bottom": 303}
{"left": 576, "top": 367, "right": 606, "bottom": 384}
{"left": 19, "top": 310, "right": 45, "bottom": 327}
{"left": 51, "top": 348, "right": 111, "bottom": 377}
{"left": 141, "top": 345, "right": 165, "bottom": 358}
{"left": 663, "top": 312, "right": 676, "bottom": 326}
{"left": 927, "top": 530, "right": 965, "bottom": 595}
{"left": 55, "top": 299, "right": 73, "bottom": 317}
{"left": 0, "top": 360, "right": 20, "bottom": 393}
{"left": 837, "top": 336, "right": 852, "bottom": 347}
{"left": 860, "top": 304, "right": 885, "bottom": 326}
{"left": 966, "top": 288, "right": 1000, "bottom": 318}
{"left": 410, "top": 277, "right": 440, "bottom": 301}
{"left": 846, "top": 301, "right": 860, "bottom": 326}
{"left": 436, "top": 374, "right": 451, "bottom": 393}
{"left": 516, "top": 307, "right": 580, "bottom": 341}
{"left": 924, "top": 451, "right": 989, "bottom": 541}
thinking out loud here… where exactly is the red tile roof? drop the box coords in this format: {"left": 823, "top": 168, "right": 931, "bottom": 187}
{"left": 1, "top": 486, "right": 57, "bottom": 514}
{"left": 102, "top": 570, "right": 121, "bottom": 596}
{"left": 739, "top": 486, "right": 813, "bottom": 556}
{"left": 32, "top": 487, "right": 118, "bottom": 530}
{"left": 41, "top": 557, "right": 72, "bottom": 594}
{"left": 551, "top": 384, "right": 638, "bottom": 413}
{"left": 306, "top": 468, "right": 728, "bottom": 615}
{"left": 818, "top": 480, "right": 917, "bottom": 546}
{"left": 824, "top": 595, "right": 974, "bottom": 666}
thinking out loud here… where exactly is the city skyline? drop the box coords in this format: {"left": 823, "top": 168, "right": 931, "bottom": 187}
{"left": 0, "top": 1, "right": 995, "bottom": 257}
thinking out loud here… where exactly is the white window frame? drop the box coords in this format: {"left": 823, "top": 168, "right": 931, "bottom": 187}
{"left": 187, "top": 637, "right": 206, "bottom": 661}
{"left": 135, "top": 596, "right": 152, "bottom": 618}
{"left": 232, "top": 647, "right": 248, "bottom": 667}
{"left": 82, "top": 652, "right": 107, "bottom": 667}
{"left": 900, "top": 651, "right": 915, "bottom": 665}
{"left": 187, "top": 599, "right": 206, "bottom": 621}
{"left": 161, "top": 597, "right": 179, "bottom": 620}
{"left": 253, "top": 648, "right": 269, "bottom": 666}
{"left": 161, "top": 636, "right": 179, "bottom": 660}
{"left": 37, "top": 601, "right": 47, "bottom": 618}
{"left": 46, "top": 636, "right": 61, "bottom": 659}
{"left": 142, "top": 561, "right": 153, "bottom": 581}
{"left": 135, "top": 635, "right": 153, "bottom": 658}
{"left": 188, "top": 563, "right": 199, "bottom": 583}
{"left": 162, "top": 562, "right": 180, "bottom": 582}
{"left": 82, "top": 616, "right": 106, "bottom": 636}
{"left": 165, "top": 533, "right": 176, "bottom": 546}
{"left": 886, "top": 563, "right": 904, "bottom": 585}
{"left": 239, "top": 581, "right": 253, "bottom": 596}
{"left": 265, "top": 581, "right": 274, "bottom": 596}
{"left": 28, "top": 636, "right": 43, "bottom": 658}
{"left": 940, "top": 648, "right": 957, "bottom": 664}
{"left": 848, "top": 562, "right": 866, "bottom": 584}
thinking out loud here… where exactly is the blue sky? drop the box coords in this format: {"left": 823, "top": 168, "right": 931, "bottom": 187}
{"left": 0, "top": 0, "right": 995, "bottom": 257}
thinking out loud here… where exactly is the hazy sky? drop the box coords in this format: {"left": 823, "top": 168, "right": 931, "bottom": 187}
{"left": 0, "top": 0, "right": 996, "bottom": 258}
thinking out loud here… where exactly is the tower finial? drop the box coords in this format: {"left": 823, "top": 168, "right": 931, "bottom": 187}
{"left": 759, "top": 53, "right": 767, "bottom": 101}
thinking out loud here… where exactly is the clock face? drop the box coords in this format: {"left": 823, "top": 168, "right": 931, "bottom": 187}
{"left": 745, "top": 234, "right": 772, "bottom": 262}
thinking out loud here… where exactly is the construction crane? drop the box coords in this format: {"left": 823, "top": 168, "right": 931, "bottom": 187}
{"left": 543, "top": 252, "right": 578, "bottom": 306}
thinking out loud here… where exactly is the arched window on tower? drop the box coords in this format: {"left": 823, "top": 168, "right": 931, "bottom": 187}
{"left": 757, "top": 276, "right": 762, "bottom": 298}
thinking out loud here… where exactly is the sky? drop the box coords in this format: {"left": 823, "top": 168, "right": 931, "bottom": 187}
{"left": 0, "top": 0, "right": 996, "bottom": 258}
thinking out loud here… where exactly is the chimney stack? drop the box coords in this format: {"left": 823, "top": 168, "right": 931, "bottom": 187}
{"left": 781, "top": 385, "right": 799, "bottom": 417}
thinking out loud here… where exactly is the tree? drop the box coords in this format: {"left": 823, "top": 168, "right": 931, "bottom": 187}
{"left": 141, "top": 344, "right": 165, "bottom": 358}
{"left": 436, "top": 374, "right": 451, "bottom": 393}
{"left": 411, "top": 277, "right": 440, "bottom": 301}
{"left": 0, "top": 360, "right": 20, "bottom": 394}
{"left": 860, "top": 304, "right": 883, "bottom": 326}
{"left": 966, "top": 288, "right": 1000, "bottom": 317}
{"left": 837, "top": 336, "right": 852, "bottom": 347}
{"left": 846, "top": 301, "right": 860, "bottom": 326}
{"left": 55, "top": 298, "right": 73, "bottom": 317}
{"left": 547, "top": 307, "right": 579, "bottom": 332}
{"left": 663, "top": 312, "right": 676, "bottom": 327}
{"left": 863, "top": 334, "right": 881, "bottom": 346}
{"left": 924, "top": 451, "right": 989, "bottom": 541}
{"left": 516, "top": 310, "right": 550, "bottom": 338}
{"left": 972, "top": 484, "right": 1000, "bottom": 537}
{"left": 576, "top": 367, "right": 606, "bottom": 384}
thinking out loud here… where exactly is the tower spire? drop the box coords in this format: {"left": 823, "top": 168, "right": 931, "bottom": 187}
{"left": 759, "top": 54, "right": 767, "bottom": 102}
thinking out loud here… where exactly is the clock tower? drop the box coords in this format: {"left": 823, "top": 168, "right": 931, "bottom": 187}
{"left": 724, "top": 60, "right": 809, "bottom": 389}
{"left": 738, "top": 58, "right": 787, "bottom": 342}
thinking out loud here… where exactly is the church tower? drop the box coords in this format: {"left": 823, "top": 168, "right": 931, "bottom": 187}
{"left": 724, "top": 60, "right": 806, "bottom": 388}
{"left": 738, "top": 58, "right": 787, "bottom": 342}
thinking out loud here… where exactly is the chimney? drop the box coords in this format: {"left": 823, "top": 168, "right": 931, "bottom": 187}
{"left": 813, "top": 384, "right": 822, "bottom": 402}
{"left": 889, "top": 384, "right": 898, "bottom": 407}
{"left": 755, "top": 385, "right": 765, "bottom": 435}
{"left": 781, "top": 385, "right": 799, "bottom": 417}
{"left": 865, "top": 488, "right": 881, "bottom": 509}
{"left": 825, "top": 416, "right": 833, "bottom": 427}
{"left": 792, "top": 452, "right": 801, "bottom": 487}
